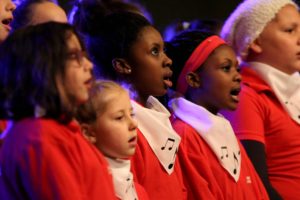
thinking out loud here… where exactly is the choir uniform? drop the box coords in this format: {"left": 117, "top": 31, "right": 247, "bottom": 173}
{"left": 0, "top": 118, "right": 116, "bottom": 200}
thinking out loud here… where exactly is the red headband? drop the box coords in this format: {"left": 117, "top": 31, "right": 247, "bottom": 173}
{"left": 176, "top": 35, "right": 226, "bottom": 94}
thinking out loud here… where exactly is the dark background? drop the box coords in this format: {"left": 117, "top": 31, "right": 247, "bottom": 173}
{"left": 58, "top": 0, "right": 300, "bottom": 33}
{"left": 58, "top": 0, "right": 242, "bottom": 32}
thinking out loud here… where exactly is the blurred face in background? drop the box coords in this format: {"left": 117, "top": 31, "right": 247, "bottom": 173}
{"left": 30, "top": 1, "right": 67, "bottom": 25}
{"left": 0, "top": 0, "right": 16, "bottom": 43}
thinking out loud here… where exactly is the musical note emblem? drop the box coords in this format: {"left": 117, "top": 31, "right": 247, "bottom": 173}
{"left": 125, "top": 176, "right": 138, "bottom": 200}
{"left": 168, "top": 147, "right": 178, "bottom": 169}
{"left": 233, "top": 151, "right": 240, "bottom": 175}
{"left": 161, "top": 138, "right": 175, "bottom": 151}
{"left": 220, "top": 146, "right": 229, "bottom": 159}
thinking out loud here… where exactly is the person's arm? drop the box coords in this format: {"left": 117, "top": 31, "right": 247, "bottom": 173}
{"left": 241, "top": 140, "right": 282, "bottom": 200}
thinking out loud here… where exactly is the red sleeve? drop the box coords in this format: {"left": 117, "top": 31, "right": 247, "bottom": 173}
{"left": 222, "top": 85, "right": 266, "bottom": 144}
{"left": 18, "top": 136, "right": 89, "bottom": 199}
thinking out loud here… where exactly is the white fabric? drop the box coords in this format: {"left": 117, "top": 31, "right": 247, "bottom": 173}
{"left": 250, "top": 62, "right": 300, "bottom": 124}
{"left": 221, "top": 0, "right": 297, "bottom": 59}
{"left": 169, "top": 97, "right": 241, "bottom": 182}
{"left": 106, "top": 158, "right": 138, "bottom": 200}
{"left": 131, "top": 96, "right": 181, "bottom": 174}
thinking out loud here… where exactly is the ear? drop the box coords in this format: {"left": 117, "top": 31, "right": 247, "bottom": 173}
{"left": 249, "top": 37, "right": 263, "bottom": 54}
{"left": 112, "top": 58, "right": 132, "bottom": 74}
{"left": 81, "top": 123, "right": 97, "bottom": 144}
{"left": 186, "top": 72, "right": 201, "bottom": 88}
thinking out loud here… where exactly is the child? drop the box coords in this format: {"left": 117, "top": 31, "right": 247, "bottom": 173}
{"left": 76, "top": 80, "right": 149, "bottom": 200}
{"left": 166, "top": 30, "right": 269, "bottom": 199}
{"left": 221, "top": 0, "right": 300, "bottom": 199}
{"left": 72, "top": 1, "right": 190, "bottom": 199}
{"left": 0, "top": 22, "right": 116, "bottom": 199}
{"left": 0, "top": 0, "right": 16, "bottom": 135}
{"left": 0, "top": 0, "right": 67, "bottom": 139}
{"left": 12, "top": 0, "right": 67, "bottom": 30}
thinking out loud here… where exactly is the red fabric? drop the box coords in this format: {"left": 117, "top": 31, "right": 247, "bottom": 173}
{"left": 173, "top": 118, "right": 269, "bottom": 200}
{"left": 0, "top": 118, "right": 116, "bottom": 200}
{"left": 222, "top": 67, "right": 300, "bottom": 199}
{"left": 0, "top": 120, "right": 7, "bottom": 133}
{"left": 135, "top": 182, "right": 150, "bottom": 200}
{"left": 130, "top": 130, "right": 187, "bottom": 200}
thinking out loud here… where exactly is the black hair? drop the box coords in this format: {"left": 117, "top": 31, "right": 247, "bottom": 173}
{"left": 165, "top": 29, "right": 214, "bottom": 91}
{"left": 72, "top": 1, "right": 151, "bottom": 80}
{"left": 189, "top": 18, "right": 223, "bottom": 35}
{"left": 0, "top": 22, "right": 86, "bottom": 123}
{"left": 11, "top": 0, "right": 54, "bottom": 30}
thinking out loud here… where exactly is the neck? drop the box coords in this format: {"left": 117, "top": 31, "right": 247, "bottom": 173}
{"left": 135, "top": 93, "right": 149, "bottom": 107}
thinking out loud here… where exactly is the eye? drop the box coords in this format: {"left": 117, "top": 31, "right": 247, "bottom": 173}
{"left": 285, "top": 28, "right": 294, "bottom": 33}
{"left": 284, "top": 26, "right": 296, "bottom": 33}
{"left": 115, "top": 115, "right": 124, "bottom": 121}
{"left": 151, "top": 47, "right": 159, "bottom": 56}
{"left": 130, "top": 112, "right": 135, "bottom": 118}
{"left": 221, "top": 65, "right": 231, "bottom": 72}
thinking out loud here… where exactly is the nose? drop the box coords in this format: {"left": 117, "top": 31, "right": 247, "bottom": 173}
{"left": 129, "top": 117, "right": 138, "bottom": 131}
{"left": 163, "top": 53, "right": 173, "bottom": 68}
{"left": 6, "top": 1, "right": 16, "bottom": 12}
{"left": 234, "top": 69, "right": 242, "bottom": 82}
{"left": 83, "top": 57, "right": 93, "bottom": 71}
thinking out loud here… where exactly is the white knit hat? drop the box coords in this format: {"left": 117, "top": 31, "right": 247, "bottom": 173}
{"left": 221, "top": 0, "right": 298, "bottom": 59}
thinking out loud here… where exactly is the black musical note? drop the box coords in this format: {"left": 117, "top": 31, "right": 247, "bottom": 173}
{"left": 125, "top": 176, "right": 138, "bottom": 200}
{"left": 161, "top": 138, "right": 175, "bottom": 151}
{"left": 233, "top": 152, "right": 239, "bottom": 175}
{"left": 220, "top": 146, "right": 229, "bottom": 159}
{"left": 168, "top": 147, "right": 178, "bottom": 169}
{"left": 125, "top": 177, "right": 131, "bottom": 193}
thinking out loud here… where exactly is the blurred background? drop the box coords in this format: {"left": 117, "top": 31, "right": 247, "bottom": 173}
{"left": 58, "top": 0, "right": 242, "bottom": 32}
{"left": 58, "top": 0, "right": 300, "bottom": 34}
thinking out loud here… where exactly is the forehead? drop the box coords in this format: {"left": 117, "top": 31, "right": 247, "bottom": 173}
{"left": 31, "top": 2, "right": 68, "bottom": 24}
{"left": 273, "top": 4, "right": 300, "bottom": 25}
{"left": 67, "top": 33, "right": 82, "bottom": 50}
{"left": 207, "top": 44, "right": 236, "bottom": 61}
{"left": 135, "top": 26, "right": 163, "bottom": 46}
{"left": 96, "top": 89, "right": 129, "bottom": 111}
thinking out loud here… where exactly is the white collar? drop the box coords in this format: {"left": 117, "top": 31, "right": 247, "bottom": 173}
{"left": 131, "top": 96, "right": 181, "bottom": 174}
{"left": 106, "top": 158, "right": 138, "bottom": 200}
{"left": 169, "top": 97, "right": 241, "bottom": 182}
{"left": 249, "top": 62, "right": 300, "bottom": 124}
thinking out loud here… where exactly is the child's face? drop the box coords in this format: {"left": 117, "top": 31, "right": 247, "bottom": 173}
{"left": 127, "top": 26, "right": 173, "bottom": 98}
{"left": 197, "top": 45, "right": 241, "bottom": 114}
{"left": 0, "top": 0, "right": 15, "bottom": 43}
{"left": 56, "top": 33, "right": 93, "bottom": 106}
{"left": 253, "top": 4, "right": 300, "bottom": 74}
{"left": 30, "top": 2, "right": 67, "bottom": 25}
{"left": 93, "top": 91, "right": 138, "bottom": 159}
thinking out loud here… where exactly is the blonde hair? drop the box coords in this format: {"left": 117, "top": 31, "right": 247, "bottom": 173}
{"left": 76, "top": 80, "right": 128, "bottom": 124}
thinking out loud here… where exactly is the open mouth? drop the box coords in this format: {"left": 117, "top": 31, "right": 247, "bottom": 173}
{"left": 2, "top": 18, "right": 13, "bottom": 30}
{"left": 230, "top": 87, "right": 241, "bottom": 102}
{"left": 84, "top": 78, "right": 93, "bottom": 89}
{"left": 128, "top": 136, "right": 137, "bottom": 147}
{"left": 163, "top": 72, "right": 173, "bottom": 88}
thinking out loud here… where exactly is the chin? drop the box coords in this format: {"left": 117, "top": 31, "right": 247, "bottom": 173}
{"left": 227, "top": 104, "right": 238, "bottom": 111}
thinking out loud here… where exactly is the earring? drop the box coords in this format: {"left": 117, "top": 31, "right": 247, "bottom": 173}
{"left": 127, "top": 69, "right": 132, "bottom": 73}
